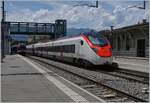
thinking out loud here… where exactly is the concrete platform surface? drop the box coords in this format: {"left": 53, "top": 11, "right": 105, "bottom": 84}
{"left": 1, "top": 54, "right": 105, "bottom": 102}
{"left": 113, "top": 56, "right": 149, "bottom": 73}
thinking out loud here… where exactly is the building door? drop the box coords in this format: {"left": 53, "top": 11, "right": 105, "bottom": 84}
{"left": 137, "top": 39, "right": 145, "bottom": 57}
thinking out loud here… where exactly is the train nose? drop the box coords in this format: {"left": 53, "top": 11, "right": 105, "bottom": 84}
{"left": 97, "top": 45, "right": 112, "bottom": 57}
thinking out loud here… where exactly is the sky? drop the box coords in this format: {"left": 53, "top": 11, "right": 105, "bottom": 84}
{"left": 5, "top": 0, "right": 149, "bottom": 31}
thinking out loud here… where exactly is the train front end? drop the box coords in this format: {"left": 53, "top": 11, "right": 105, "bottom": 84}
{"left": 82, "top": 32, "right": 113, "bottom": 65}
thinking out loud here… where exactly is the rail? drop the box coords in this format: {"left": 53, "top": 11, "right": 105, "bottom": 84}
{"left": 113, "top": 56, "right": 149, "bottom": 60}
{"left": 27, "top": 55, "right": 148, "bottom": 102}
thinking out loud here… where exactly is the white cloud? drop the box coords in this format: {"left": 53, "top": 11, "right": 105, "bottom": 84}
{"left": 112, "top": 3, "right": 149, "bottom": 28}
{"left": 6, "top": 1, "right": 149, "bottom": 31}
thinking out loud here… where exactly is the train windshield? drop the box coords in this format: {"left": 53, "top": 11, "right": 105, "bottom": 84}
{"left": 84, "top": 32, "right": 108, "bottom": 46}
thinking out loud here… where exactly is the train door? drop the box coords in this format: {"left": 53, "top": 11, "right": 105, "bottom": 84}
{"left": 76, "top": 40, "right": 83, "bottom": 57}
{"left": 137, "top": 39, "right": 145, "bottom": 57}
{"left": 76, "top": 42, "right": 80, "bottom": 57}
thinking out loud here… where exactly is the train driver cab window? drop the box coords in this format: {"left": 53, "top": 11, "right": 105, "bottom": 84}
{"left": 88, "top": 36, "right": 99, "bottom": 45}
{"left": 87, "top": 35, "right": 108, "bottom": 47}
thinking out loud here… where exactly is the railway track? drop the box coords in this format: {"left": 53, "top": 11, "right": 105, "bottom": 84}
{"left": 95, "top": 69, "right": 149, "bottom": 84}
{"left": 30, "top": 55, "right": 149, "bottom": 84}
{"left": 27, "top": 55, "right": 148, "bottom": 102}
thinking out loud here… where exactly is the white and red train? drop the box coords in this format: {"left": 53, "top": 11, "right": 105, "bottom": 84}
{"left": 26, "top": 32, "right": 113, "bottom": 66}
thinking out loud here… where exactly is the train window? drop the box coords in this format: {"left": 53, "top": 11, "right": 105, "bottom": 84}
{"left": 64, "top": 45, "right": 67, "bottom": 52}
{"left": 55, "top": 46, "right": 58, "bottom": 52}
{"left": 53, "top": 46, "right": 55, "bottom": 52}
{"left": 67, "top": 45, "right": 70, "bottom": 53}
{"left": 62, "top": 45, "right": 65, "bottom": 52}
{"left": 57, "top": 46, "right": 60, "bottom": 52}
{"left": 87, "top": 35, "right": 108, "bottom": 47}
{"left": 60, "top": 46, "right": 63, "bottom": 52}
{"left": 44, "top": 47, "right": 46, "bottom": 51}
{"left": 126, "top": 36, "right": 130, "bottom": 50}
{"left": 80, "top": 40, "right": 84, "bottom": 45}
{"left": 50, "top": 47, "right": 52, "bottom": 51}
{"left": 84, "top": 32, "right": 108, "bottom": 47}
{"left": 71, "top": 45, "right": 75, "bottom": 53}
{"left": 48, "top": 47, "right": 51, "bottom": 51}
{"left": 46, "top": 45, "right": 75, "bottom": 53}
{"left": 43, "top": 47, "right": 47, "bottom": 51}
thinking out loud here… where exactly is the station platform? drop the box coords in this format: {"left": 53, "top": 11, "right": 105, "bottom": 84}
{"left": 1, "top": 54, "right": 105, "bottom": 102}
{"left": 113, "top": 56, "right": 149, "bottom": 73}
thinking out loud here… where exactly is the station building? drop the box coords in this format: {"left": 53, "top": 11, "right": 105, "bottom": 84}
{"left": 99, "top": 20, "right": 149, "bottom": 58}
{"left": 111, "top": 20, "right": 149, "bottom": 58}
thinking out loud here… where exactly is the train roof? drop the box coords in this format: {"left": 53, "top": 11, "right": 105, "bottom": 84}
{"left": 55, "top": 31, "right": 99, "bottom": 40}
{"left": 26, "top": 31, "right": 102, "bottom": 47}
{"left": 56, "top": 33, "right": 81, "bottom": 40}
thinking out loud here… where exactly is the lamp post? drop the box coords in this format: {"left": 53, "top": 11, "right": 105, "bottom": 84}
{"left": 110, "top": 26, "right": 114, "bottom": 50}
{"left": 1, "top": 0, "right": 5, "bottom": 61}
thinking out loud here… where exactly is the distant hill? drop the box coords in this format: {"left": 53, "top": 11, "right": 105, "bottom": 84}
{"left": 67, "top": 28, "right": 92, "bottom": 36}
{"left": 10, "top": 35, "right": 28, "bottom": 41}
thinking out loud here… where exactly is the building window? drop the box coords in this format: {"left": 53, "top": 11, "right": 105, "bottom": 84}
{"left": 126, "top": 36, "right": 130, "bottom": 50}
{"left": 146, "top": 35, "right": 149, "bottom": 47}
{"left": 117, "top": 37, "right": 120, "bottom": 51}
{"left": 112, "top": 37, "right": 116, "bottom": 49}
